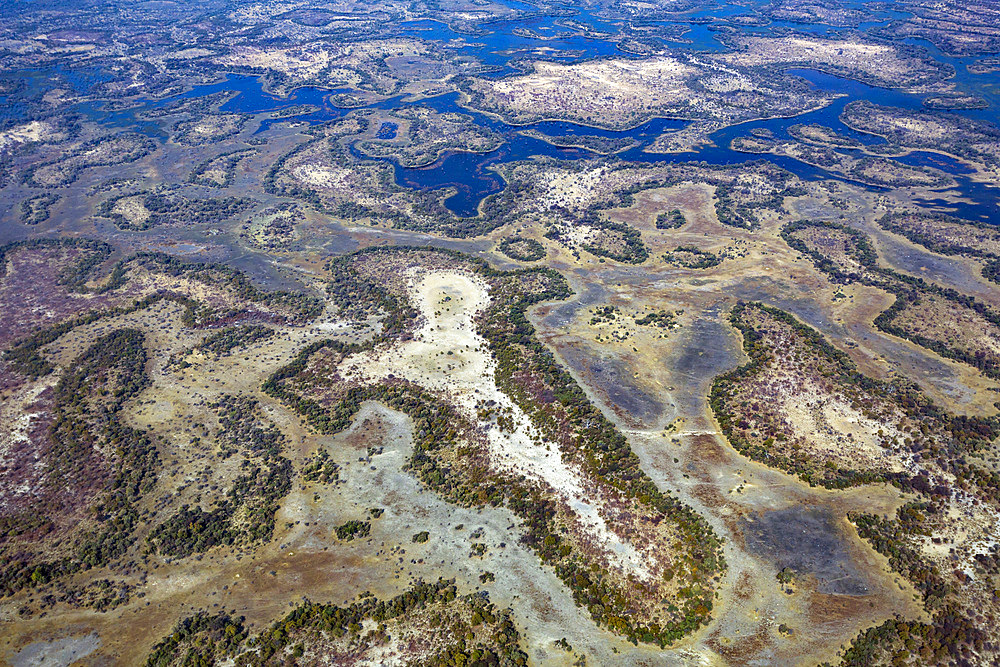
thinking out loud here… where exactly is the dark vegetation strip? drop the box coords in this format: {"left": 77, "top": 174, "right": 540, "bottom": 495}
{"left": 145, "top": 580, "right": 528, "bottom": 666}
{"left": 0, "top": 329, "right": 158, "bottom": 596}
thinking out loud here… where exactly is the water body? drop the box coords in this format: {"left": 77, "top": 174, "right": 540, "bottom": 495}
{"left": 16, "top": 0, "right": 1000, "bottom": 221}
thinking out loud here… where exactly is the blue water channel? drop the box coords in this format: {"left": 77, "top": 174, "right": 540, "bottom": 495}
{"left": 17, "top": 0, "right": 1000, "bottom": 222}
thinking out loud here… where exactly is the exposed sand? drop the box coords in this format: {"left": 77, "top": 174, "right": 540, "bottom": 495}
{"left": 0, "top": 121, "right": 55, "bottom": 151}
{"left": 338, "top": 269, "right": 651, "bottom": 578}
{"left": 715, "top": 35, "right": 923, "bottom": 87}
{"left": 111, "top": 196, "right": 152, "bottom": 226}
{"left": 292, "top": 164, "right": 353, "bottom": 189}
{"left": 0, "top": 376, "right": 56, "bottom": 512}
{"left": 778, "top": 382, "right": 907, "bottom": 474}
